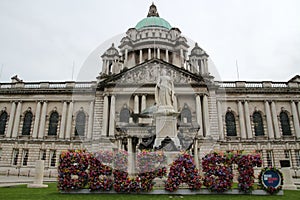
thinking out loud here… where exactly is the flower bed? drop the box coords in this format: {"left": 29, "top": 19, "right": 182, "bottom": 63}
{"left": 234, "top": 154, "right": 262, "bottom": 193}
{"left": 57, "top": 150, "right": 89, "bottom": 191}
{"left": 202, "top": 152, "right": 234, "bottom": 193}
{"left": 165, "top": 153, "right": 202, "bottom": 191}
{"left": 57, "top": 150, "right": 282, "bottom": 195}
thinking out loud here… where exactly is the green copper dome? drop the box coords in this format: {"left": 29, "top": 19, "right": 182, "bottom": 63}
{"left": 135, "top": 16, "right": 172, "bottom": 30}
{"left": 135, "top": 3, "right": 172, "bottom": 30}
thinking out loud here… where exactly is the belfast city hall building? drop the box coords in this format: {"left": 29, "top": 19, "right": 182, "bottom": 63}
{"left": 0, "top": 4, "right": 299, "bottom": 177}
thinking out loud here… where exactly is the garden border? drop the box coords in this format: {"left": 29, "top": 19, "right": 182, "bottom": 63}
{"left": 61, "top": 189, "right": 284, "bottom": 195}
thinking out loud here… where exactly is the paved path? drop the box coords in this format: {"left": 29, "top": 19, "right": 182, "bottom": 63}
{"left": 0, "top": 175, "right": 56, "bottom": 187}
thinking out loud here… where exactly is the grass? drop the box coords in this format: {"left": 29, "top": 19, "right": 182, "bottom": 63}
{"left": 0, "top": 183, "right": 299, "bottom": 200}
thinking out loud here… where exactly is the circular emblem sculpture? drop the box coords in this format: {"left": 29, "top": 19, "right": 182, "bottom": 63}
{"left": 258, "top": 167, "right": 283, "bottom": 194}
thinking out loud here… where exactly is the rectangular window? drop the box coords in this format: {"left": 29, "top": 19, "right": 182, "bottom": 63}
{"left": 12, "top": 149, "right": 19, "bottom": 165}
{"left": 296, "top": 150, "right": 300, "bottom": 167}
{"left": 266, "top": 150, "right": 273, "bottom": 167}
{"left": 40, "top": 150, "right": 46, "bottom": 160}
{"left": 284, "top": 150, "right": 290, "bottom": 159}
{"left": 50, "top": 150, "right": 56, "bottom": 167}
{"left": 0, "top": 148, "right": 2, "bottom": 161}
{"left": 22, "top": 149, "right": 29, "bottom": 166}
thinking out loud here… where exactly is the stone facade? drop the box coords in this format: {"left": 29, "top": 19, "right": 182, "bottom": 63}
{"left": 0, "top": 4, "right": 299, "bottom": 177}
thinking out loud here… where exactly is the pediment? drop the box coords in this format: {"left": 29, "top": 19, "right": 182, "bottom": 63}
{"left": 289, "top": 75, "right": 300, "bottom": 83}
{"left": 100, "top": 59, "right": 205, "bottom": 86}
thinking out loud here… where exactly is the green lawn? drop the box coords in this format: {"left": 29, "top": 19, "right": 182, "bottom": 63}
{"left": 0, "top": 183, "right": 299, "bottom": 200}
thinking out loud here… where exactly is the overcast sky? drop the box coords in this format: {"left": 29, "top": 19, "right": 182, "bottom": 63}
{"left": 0, "top": 0, "right": 299, "bottom": 82}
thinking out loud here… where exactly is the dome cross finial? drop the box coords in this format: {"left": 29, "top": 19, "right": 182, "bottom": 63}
{"left": 147, "top": 3, "right": 159, "bottom": 17}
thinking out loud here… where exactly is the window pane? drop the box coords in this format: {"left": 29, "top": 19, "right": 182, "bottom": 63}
{"left": 253, "top": 112, "right": 264, "bottom": 136}
{"left": 40, "top": 150, "right": 46, "bottom": 160}
{"left": 0, "top": 111, "right": 8, "bottom": 135}
{"left": 75, "top": 111, "right": 86, "bottom": 136}
{"left": 22, "top": 112, "right": 33, "bottom": 135}
{"left": 22, "top": 149, "right": 29, "bottom": 166}
{"left": 48, "top": 112, "right": 59, "bottom": 136}
{"left": 266, "top": 151, "right": 273, "bottom": 167}
{"left": 280, "top": 112, "right": 291, "bottom": 135}
{"left": 284, "top": 150, "right": 290, "bottom": 159}
{"left": 12, "top": 149, "right": 19, "bottom": 165}
{"left": 296, "top": 150, "right": 300, "bottom": 167}
{"left": 120, "top": 107, "right": 130, "bottom": 123}
{"left": 50, "top": 150, "right": 56, "bottom": 167}
{"left": 226, "top": 112, "right": 237, "bottom": 136}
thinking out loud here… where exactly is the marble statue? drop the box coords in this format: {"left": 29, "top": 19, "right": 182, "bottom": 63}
{"left": 155, "top": 69, "right": 175, "bottom": 107}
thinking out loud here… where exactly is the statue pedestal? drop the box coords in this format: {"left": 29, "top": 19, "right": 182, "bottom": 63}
{"left": 27, "top": 160, "right": 48, "bottom": 188}
{"left": 153, "top": 106, "right": 181, "bottom": 150}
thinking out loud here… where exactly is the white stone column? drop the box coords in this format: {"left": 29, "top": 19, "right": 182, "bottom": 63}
{"left": 180, "top": 49, "right": 184, "bottom": 67}
{"left": 204, "top": 59, "right": 208, "bottom": 74}
{"left": 238, "top": 101, "right": 247, "bottom": 139}
{"left": 217, "top": 100, "right": 224, "bottom": 140}
{"left": 244, "top": 101, "right": 252, "bottom": 139}
{"left": 139, "top": 49, "right": 143, "bottom": 64}
{"left": 87, "top": 101, "right": 94, "bottom": 139}
{"left": 148, "top": 48, "right": 151, "bottom": 60}
{"left": 195, "top": 94, "right": 203, "bottom": 136}
{"left": 271, "top": 101, "right": 280, "bottom": 139}
{"left": 124, "top": 49, "right": 128, "bottom": 63}
{"left": 291, "top": 101, "right": 300, "bottom": 139}
{"left": 134, "top": 95, "right": 139, "bottom": 114}
{"left": 194, "top": 139, "right": 199, "bottom": 170}
{"left": 59, "top": 101, "right": 67, "bottom": 139}
{"left": 197, "top": 60, "right": 201, "bottom": 74}
{"left": 6, "top": 101, "right": 16, "bottom": 138}
{"left": 127, "top": 137, "right": 134, "bottom": 175}
{"left": 202, "top": 95, "right": 210, "bottom": 137}
{"left": 102, "top": 60, "right": 107, "bottom": 74}
{"left": 157, "top": 48, "right": 160, "bottom": 59}
{"left": 108, "top": 95, "right": 115, "bottom": 136}
{"left": 106, "top": 60, "right": 109, "bottom": 74}
{"left": 265, "top": 101, "right": 274, "bottom": 139}
{"left": 102, "top": 95, "right": 109, "bottom": 136}
{"left": 65, "top": 102, "right": 73, "bottom": 139}
{"left": 141, "top": 95, "right": 146, "bottom": 112}
{"left": 173, "top": 94, "right": 178, "bottom": 111}
{"left": 12, "top": 102, "right": 22, "bottom": 138}
{"left": 166, "top": 49, "right": 169, "bottom": 62}
{"left": 118, "top": 139, "right": 122, "bottom": 150}
{"left": 200, "top": 60, "right": 204, "bottom": 74}
{"left": 38, "top": 102, "right": 48, "bottom": 139}
{"left": 32, "top": 101, "right": 41, "bottom": 138}
{"left": 297, "top": 102, "right": 300, "bottom": 123}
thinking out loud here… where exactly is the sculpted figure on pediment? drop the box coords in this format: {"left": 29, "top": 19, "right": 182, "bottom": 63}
{"left": 118, "top": 63, "right": 193, "bottom": 84}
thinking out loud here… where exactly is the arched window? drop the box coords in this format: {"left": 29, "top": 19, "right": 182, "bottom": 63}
{"left": 180, "top": 103, "right": 192, "bottom": 123}
{"left": 253, "top": 111, "right": 264, "bottom": 136}
{"left": 75, "top": 111, "right": 86, "bottom": 136}
{"left": 0, "top": 111, "right": 8, "bottom": 135}
{"left": 280, "top": 111, "right": 291, "bottom": 136}
{"left": 225, "top": 111, "right": 237, "bottom": 136}
{"left": 48, "top": 111, "right": 59, "bottom": 136}
{"left": 120, "top": 106, "right": 130, "bottom": 123}
{"left": 22, "top": 111, "right": 33, "bottom": 135}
